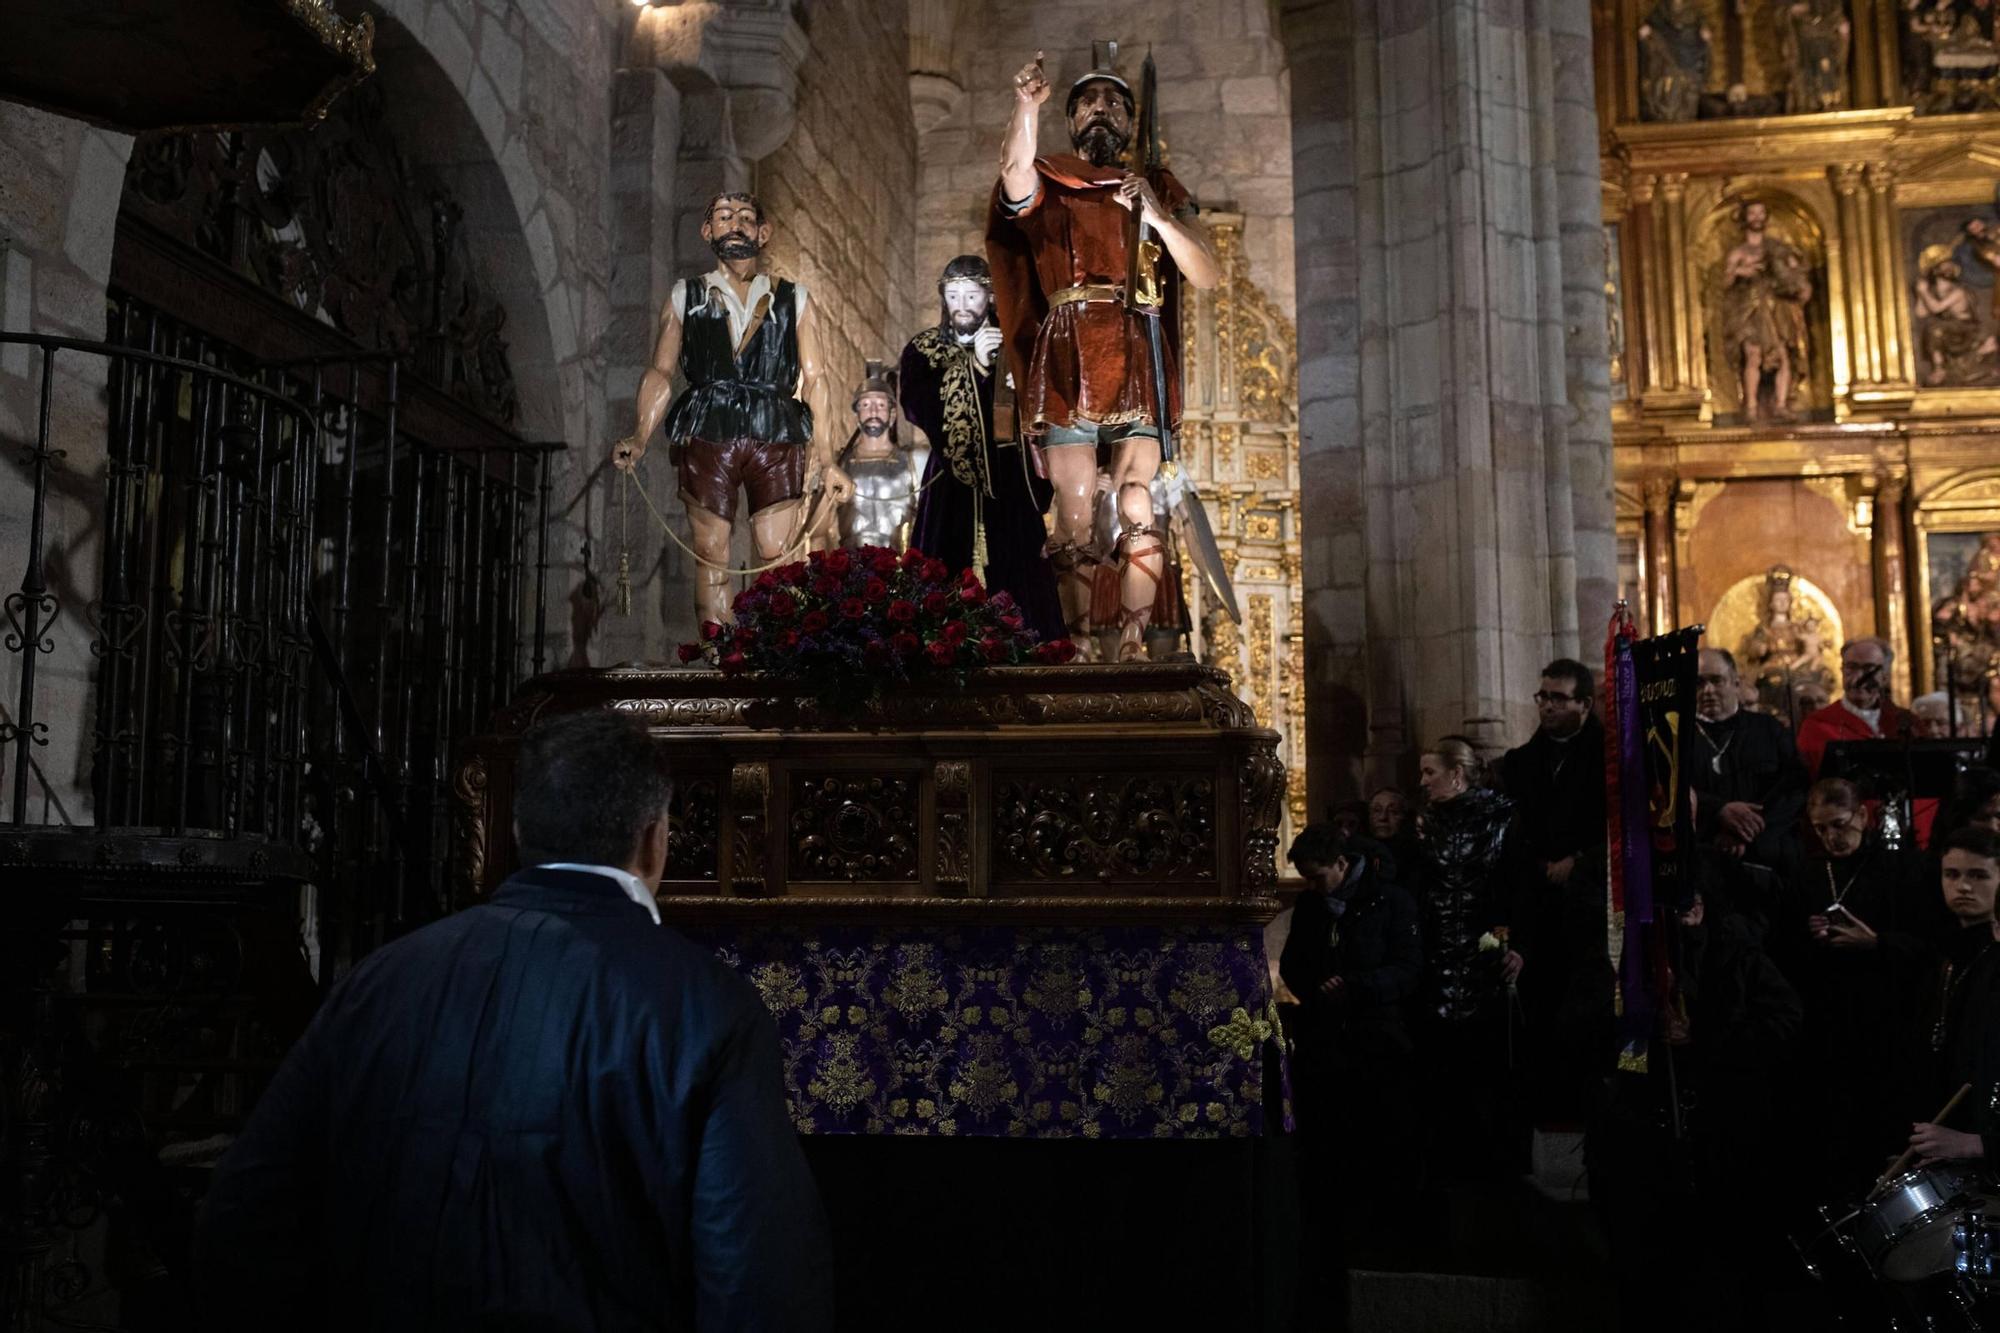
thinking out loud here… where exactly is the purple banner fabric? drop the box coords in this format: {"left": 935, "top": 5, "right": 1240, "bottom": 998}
{"left": 1613, "top": 634, "right": 1656, "bottom": 1047}
{"left": 686, "top": 923, "right": 1290, "bottom": 1140}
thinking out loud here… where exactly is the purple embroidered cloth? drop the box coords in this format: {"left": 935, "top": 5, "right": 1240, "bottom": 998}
{"left": 684, "top": 923, "right": 1289, "bottom": 1139}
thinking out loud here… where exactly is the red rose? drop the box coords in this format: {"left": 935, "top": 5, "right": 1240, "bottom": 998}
{"left": 922, "top": 590, "right": 951, "bottom": 616}
{"left": 891, "top": 631, "right": 921, "bottom": 657}
{"left": 887, "top": 599, "right": 918, "bottom": 624}
{"left": 839, "top": 597, "right": 866, "bottom": 620}
{"left": 754, "top": 571, "right": 780, "bottom": 592}
{"left": 1034, "top": 639, "right": 1078, "bottom": 665}
{"left": 778, "top": 628, "right": 801, "bottom": 650}
{"left": 921, "top": 558, "right": 950, "bottom": 583}
{"left": 869, "top": 548, "right": 901, "bottom": 576}
{"left": 941, "top": 621, "right": 969, "bottom": 645}
{"left": 720, "top": 649, "right": 748, "bottom": 672}
{"left": 960, "top": 583, "right": 987, "bottom": 607}
{"left": 732, "top": 589, "right": 759, "bottom": 616}
{"left": 700, "top": 620, "right": 725, "bottom": 641}
{"left": 821, "top": 549, "right": 853, "bottom": 576}
{"left": 980, "top": 635, "right": 1009, "bottom": 662}
{"left": 999, "top": 610, "right": 1024, "bottom": 631}
{"left": 925, "top": 640, "right": 957, "bottom": 667}
{"left": 677, "top": 643, "right": 703, "bottom": 663}
{"left": 767, "top": 590, "right": 797, "bottom": 619}
{"left": 801, "top": 610, "right": 830, "bottom": 634}
{"left": 862, "top": 639, "right": 890, "bottom": 667}
{"left": 862, "top": 576, "right": 889, "bottom": 603}
{"left": 961, "top": 568, "right": 982, "bottom": 588}
{"left": 812, "top": 574, "right": 842, "bottom": 597}
{"left": 902, "top": 547, "right": 927, "bottom": 568}
{"left": 778, "top": 561, "right": 808, "bottom": 586}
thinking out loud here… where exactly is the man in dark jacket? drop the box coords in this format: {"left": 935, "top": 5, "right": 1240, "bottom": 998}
{"left": 196, "top": 711, "right": 831, "bottom": 1331}
{"left": 1910, "top": 826, "right": 2000, "bottom": 1168}
{"left": 1691, "top": 647, "right": 1809, "bottom": 922}
{"left": 1500, "top": 658, "right": 1615, "bottom": 1123}
{"left": 1280, "top": 823, "right": 1422, "bottom": 1278}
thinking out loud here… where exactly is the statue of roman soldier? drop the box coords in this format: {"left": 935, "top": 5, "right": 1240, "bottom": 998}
{"left": 987, "top": 43, "right": 1221, "bottom": 661}
{"left": 611, "top": 191, "right": 852, "bottom": 625}
{"left": 835, "top": 362, "right": 927, "bottom": 551}
{"left": 901, "top": 254, "right": 1066, "bottom": 643}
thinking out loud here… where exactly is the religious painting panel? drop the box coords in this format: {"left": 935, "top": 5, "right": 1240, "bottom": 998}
{"left": 1900, "top": 0, "right": 2000, "bottom": 114}
{"left": 1903, "top": 197, "right": 2000, "bottom": 387}
{"left": 1915, "top": 468, "right": 2000, "bottom": 719}
{"left": 1628, "top": 0, "right": 1851, "bottom": 123}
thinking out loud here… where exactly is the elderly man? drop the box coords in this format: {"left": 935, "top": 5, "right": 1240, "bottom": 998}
{"left": 1796, "top": 635, "right": 1917, "bottom": 778}
{"left": 197, "top": 711, "right": 831, "bottom": 1331}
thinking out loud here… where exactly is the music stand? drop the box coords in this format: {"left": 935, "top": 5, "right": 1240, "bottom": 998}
{"left": 1822, "top": 738, "right": 1986, "bottom": 846}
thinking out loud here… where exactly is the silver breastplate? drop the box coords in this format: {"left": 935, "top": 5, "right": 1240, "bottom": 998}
{"left": 841, "top": 456, "right": 916, "bottom": 550}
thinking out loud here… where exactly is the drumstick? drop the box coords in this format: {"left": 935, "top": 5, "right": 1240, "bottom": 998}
{"left": 1871, "top": 1083, "right": 1974, "bottom": 1199}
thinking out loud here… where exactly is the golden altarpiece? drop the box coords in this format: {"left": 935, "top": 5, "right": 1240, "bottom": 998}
{"left": 1599, "top": 0, "right": 2000, "bottom": 725}
{"left": 1177, "top": 212, "right": 1307, "bottom": 841}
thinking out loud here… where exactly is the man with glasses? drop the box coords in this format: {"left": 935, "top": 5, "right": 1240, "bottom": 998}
{"left": 1796, "top": 635, "right": 1916, "bottom": 778}
{"left": 1689, "top": 646, "right": 1808, "bottom": 879}
{"left": 1501, "top": 660, "right": 1613, "bottom": 1124}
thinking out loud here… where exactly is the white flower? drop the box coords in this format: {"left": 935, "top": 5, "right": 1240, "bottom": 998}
{"left": 1477, "top": 931, "right": 1503, "bottom": 953}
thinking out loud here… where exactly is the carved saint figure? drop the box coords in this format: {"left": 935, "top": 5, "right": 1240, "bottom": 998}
{"left": 901, "top": 254, "right": 1067, "bottom": 641}
{"left": 988, "top": 45, "right": 1221, "bottom": 660}
{"left": 611, "top": 191, "right": 853, "bottom": 626}
{"left": 1914, "top": 243, "right": 1998, "bottom": 384}
{"left": 1639, "top": 0, "right": 1713, "bottom": 122}
{"left": 1721, "top": 199, "right": 1813, "bottom": 422}
{"left": 1778, "top": 0, "right": 1852, "bottom": 113}
{"left": 1740, "top": 566, "right": 1834, "bottom": 708}
{"left": 835, "top": 363, "right": 927, "bottom": 552}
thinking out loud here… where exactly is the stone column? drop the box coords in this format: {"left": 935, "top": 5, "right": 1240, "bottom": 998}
{"left": 1643, "top": 475, "right": 1677, "bottom": 637}
{"left": 1659, "top": 173, "right": 1695, "bottom": 391}
{"left": 1629, "top": 173, "right": 1672, "bottom": 395}
{"left": 1874, "top": 469, "right": 1913, "bottom": 700}
{"left": 1281, "top": 0, "right": 1617, "bottom": 799}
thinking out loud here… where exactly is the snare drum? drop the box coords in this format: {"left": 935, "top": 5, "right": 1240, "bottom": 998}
{"left": 1855, "top": 1164, "right": 2000, "bottom": 1283}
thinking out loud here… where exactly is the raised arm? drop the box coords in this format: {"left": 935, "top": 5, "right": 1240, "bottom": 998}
{"left": 794, "top": 295, "right": 852, "bottom": 503}
{"left": 612, "top": 299, "right": 684, "bottom": 471}
{"left": 1000, "top": 51, "right": 1048, "bottom": 206}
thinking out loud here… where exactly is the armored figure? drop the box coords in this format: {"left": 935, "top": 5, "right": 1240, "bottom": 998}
{"left": 835, "top": 362, "right": 926, "bottom": 551}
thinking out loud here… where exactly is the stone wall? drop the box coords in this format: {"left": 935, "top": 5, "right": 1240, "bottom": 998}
{"left": 1281, "top": 0, "right": 1617, "bottom": 803}
{"left": 759, "top": 0, "right": 919, "bottom": 410}
{"left": 913, "top": 0, "right": 1295, "bottom": 330}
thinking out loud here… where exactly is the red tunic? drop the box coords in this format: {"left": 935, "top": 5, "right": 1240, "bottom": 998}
{"left": 1796, "top": 699, "right": 1917, "bottom": 778}
{"left": 986, "top": 154, "right": 1193, "bottom": 439}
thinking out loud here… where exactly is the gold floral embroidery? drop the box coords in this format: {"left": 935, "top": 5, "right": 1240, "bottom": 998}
{"left": 908, "top": 327, "right": 991, "bottom": 496}
{"left": 1206, "top": 1007, "right": 1274, "bottom": 1062}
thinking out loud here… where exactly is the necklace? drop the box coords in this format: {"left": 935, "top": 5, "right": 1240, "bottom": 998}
{"left": 1696, "top": 719, "right": 1735, "bottom": 774}
{"left": 1825, "top": 860, "right": 1859, "bottom": 910}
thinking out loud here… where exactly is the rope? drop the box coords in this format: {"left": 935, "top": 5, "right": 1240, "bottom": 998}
{"left": 624, "top": 457, "right": 835, "bottom": 577}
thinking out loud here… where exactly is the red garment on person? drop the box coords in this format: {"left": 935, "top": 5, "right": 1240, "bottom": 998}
{"left": 985, "top": 154, "right": 1192, "bottom": 439}
{"left": 1796, "top": 699, "right": 1917, "bottom": 778}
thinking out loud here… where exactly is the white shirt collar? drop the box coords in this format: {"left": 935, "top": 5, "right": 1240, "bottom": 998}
{"left": 1840, "top": 697, "right": 1882, "bottom": 733}
{"left": 535, "top": 863, "right": 661, "bottom": 925}
{"left": 699, "top": 268, "right": 773, "bottom": 346}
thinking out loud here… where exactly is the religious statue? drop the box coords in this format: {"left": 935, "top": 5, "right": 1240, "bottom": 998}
{"left": 1777, "top": 0, "right": 1852, "bottom": 113}
{"left": 835, "top": 362, "right": 927, "bottom": 552}
{"left": 1638, "top": 0, "right": 1712, "bottom": 122}
{"left": 1739, "top": 565, "right": 1834, "bottom": 711}
{"left": 1914, "top": 243, "right": 1999, "bottom": 384}
{"left": 1960, "top": 216, "right": 2000, "bottom": 317}
{"left": 1935, "top": 532, "right": 2000, "bottom": 696}
{"left": 1721, "top": 199, "right": 1813, "bottom": 422}
{"left": 987, "top": 43, "right": 1221, "bottom": 661}
{"left": 611, "top": 191, "right": 853, "bottom": 626}
{"left": 901, "top": 254, "right": 1067, "bottom": 642}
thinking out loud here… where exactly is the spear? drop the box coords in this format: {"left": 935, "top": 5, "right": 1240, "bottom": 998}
{"left": 1131, "top": 49, "right": 1176, "bottom": 468}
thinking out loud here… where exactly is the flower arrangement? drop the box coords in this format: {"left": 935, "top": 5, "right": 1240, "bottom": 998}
{"left": 678, "top": 545, "right": 1075, "bottom": 708}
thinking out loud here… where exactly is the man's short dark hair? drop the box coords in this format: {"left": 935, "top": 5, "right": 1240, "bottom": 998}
{"left": 1703, "top": 645, "right": 1739, "bottom": 675}
{"left": 1542, "top": 658, "right": 1594, "bottom": 700}
{"left": 1287, "top": 821, "right": 1350, "bottom": 873}
{"left": 514, "top": 711, "right": 673, "bottom": 868}
{"left": 705, "top": 190, "right": 763, "bottom": 223}
{"left": 1941, "top": 825, "right": 2000, "bottom": 866}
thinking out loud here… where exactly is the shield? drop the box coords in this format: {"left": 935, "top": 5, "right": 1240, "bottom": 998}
{"left": 1171, "top": 481, "right": 1241, "bottom": 625}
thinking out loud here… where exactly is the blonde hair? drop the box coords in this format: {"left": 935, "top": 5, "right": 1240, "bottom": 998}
{"left": 1424, "top": 735, "right": 1487, "bottom": 790}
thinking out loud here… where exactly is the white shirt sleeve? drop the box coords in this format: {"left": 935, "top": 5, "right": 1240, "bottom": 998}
{"left": 667, "top": 278, "right": 688, "bottom": 321}
{"left": 792, "top": 280, "right": 810, "bottom": 323}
